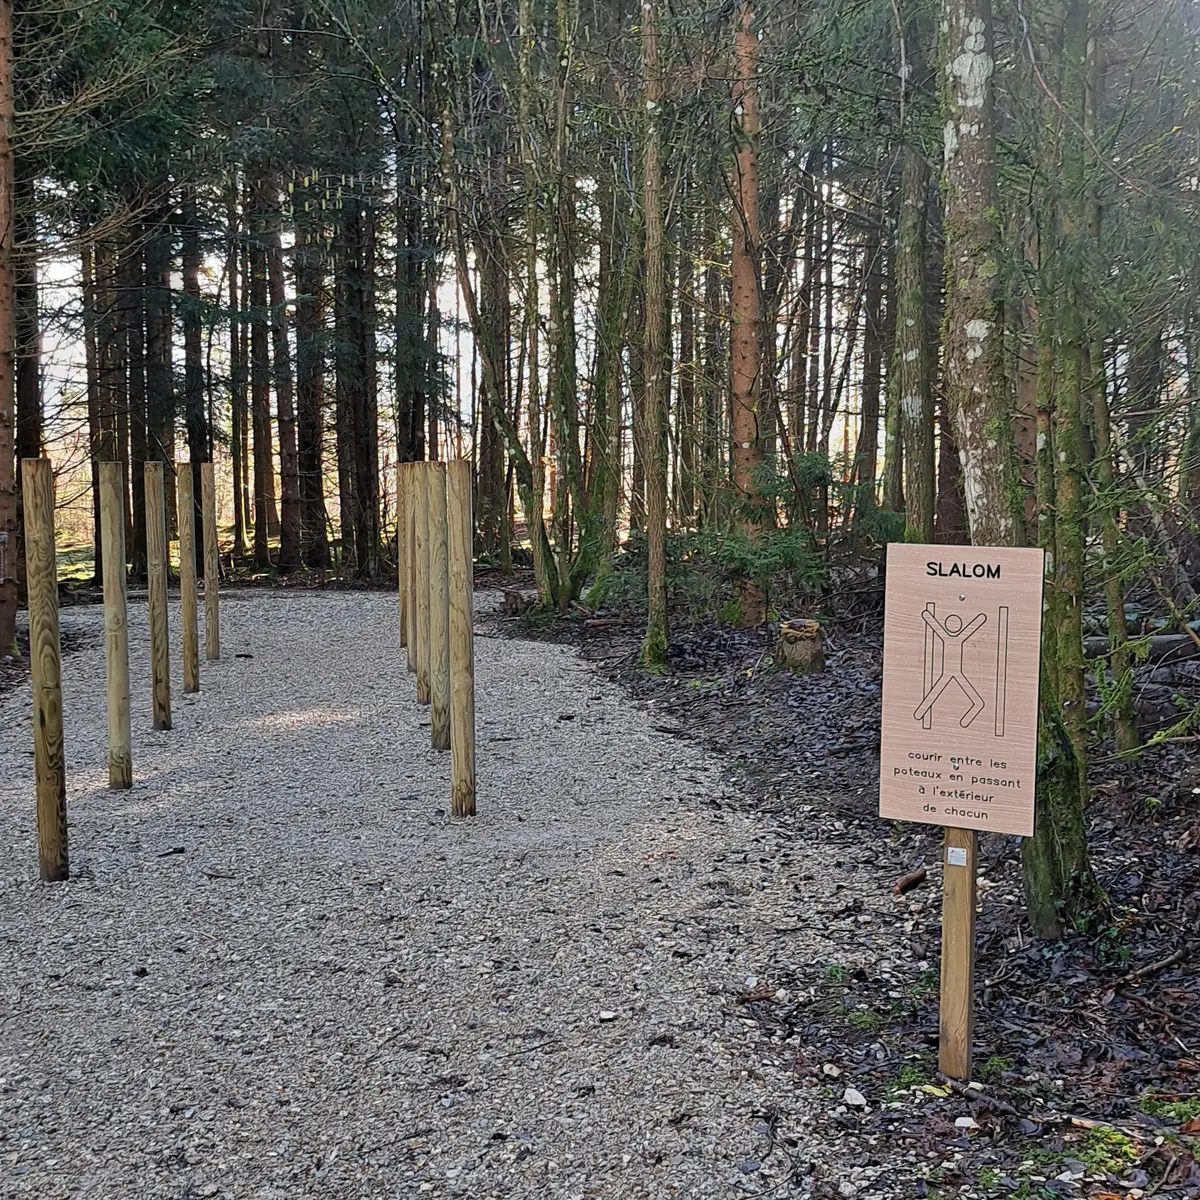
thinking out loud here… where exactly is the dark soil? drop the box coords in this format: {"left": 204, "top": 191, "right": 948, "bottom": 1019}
{"left": 489, "top": 594, "right": 1200, "bottom": 1197}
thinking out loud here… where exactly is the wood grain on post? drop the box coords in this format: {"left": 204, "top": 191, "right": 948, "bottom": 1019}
{"left": 406, "top": 467, "right": 418, "bottom": 675}
{"left": 938, "top": 826, "right": 977, "bottom": 1079}
{"left": 200, "top": 462, "right": 220, "bottom": 661}
{"left": 428, "top": 462, "right": 451, "bottom": 751}
{"left": 99, "top": 462, "right": 132, "bottom": 789}
{"left": 21, "top": 458, "right": 69, "bottom": 881}
{"left": 397, "top": 461, "right": 408, "bottom": 651}
{"left": 144, "top": 461, "right": 172, "bottom": 730}
{"left": 446, "top": 460, "right": 476, "bottom": 817}
{"left": 415, "top": 462, "right": 431, "bottom": 705}
{"left": 177, "top": 464, "right": 200, "bottom": 694}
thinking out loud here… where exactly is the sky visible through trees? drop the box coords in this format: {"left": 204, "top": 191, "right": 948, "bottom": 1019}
{"left": 2, "top": 0, "right": 1200, "bottom": 934}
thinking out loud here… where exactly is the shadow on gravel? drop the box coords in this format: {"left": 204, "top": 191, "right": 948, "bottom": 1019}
{"left": 486, "top": 600, "right": 1200, "bottom": 1198}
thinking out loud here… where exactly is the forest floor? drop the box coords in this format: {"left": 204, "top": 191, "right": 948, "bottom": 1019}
{"left": 0, "top": 581, "right": 1196, "bottom": 1198}
{"left": 486, "top": 574, "right": 1200, "bottom": 1199}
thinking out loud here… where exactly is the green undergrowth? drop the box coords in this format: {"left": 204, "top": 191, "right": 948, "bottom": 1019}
{"left": 1079, "top": 1125, "right": 1140, "bottom": 1173}
{"left": 1140, "top": 1095, "right": 1200, "bottom": 1122}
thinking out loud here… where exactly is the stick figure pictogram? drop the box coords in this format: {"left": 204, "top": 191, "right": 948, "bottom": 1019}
{"left": 913, "top": 607, "right": 988, "bottom": 728}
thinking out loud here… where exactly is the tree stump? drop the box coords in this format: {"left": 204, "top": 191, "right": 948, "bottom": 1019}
{"left": 776, "top": 618, "right": 825, "bottom": 675}
{"left": 501, "top": 589, "right": 534, "bottom": 618}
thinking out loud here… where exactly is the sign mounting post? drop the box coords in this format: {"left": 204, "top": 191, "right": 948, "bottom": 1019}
{"left": 879, "top": 543, "right": 1044, "bottom": 1080}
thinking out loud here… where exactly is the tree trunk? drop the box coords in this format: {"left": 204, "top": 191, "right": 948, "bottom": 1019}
{"left": 239, "top": 235, "right": 252, "bottom": 549}
{"left": 1125, "top": 329, "right": 1162, "bottom": 541}
{"left": 263, "top": 173, "right": 301, "bottom": 572}
{"left": 729, "top": 1, "right": 767, "bottom": 624}
{"left": 677, "top": 178, "right": 696, "bottom": 527}
{"left": 182, "top": 195, "right": 207, "bottom": 574}
{"left": 630, "top": 287, "right": 645, "bottom": 538}
{"left": 94, "top": 240, "right": 129, "bottom": 540}
{"left": 333, "top": 203, "right": 359, "bottom": 575}
{"left": 940, "top": 0, "right": 1018, "bottom": 547}
{"left": 818, "top": 178, "right": 834, "bottom": 467}
{"left": 250, "top": 171, "right": 275, "bottom": 569}
{"left": 144, "top": 227, "right": 174, "bottom": 495}
{"left": 1185, "top": 334, "right": 1200, "bottom": 524}
{"left": 1090, "top": 341, "right": 1138, "bottom": 752}
{"left": 426, "top": 267, "right": 439, "bottom": 465}
{"left": 439, "top": 76, "right": 557, "bottom": 600}
{"left": 641, "top": 0, "right": 669, "bottom": 665}
{"left": 355, "top": 200, "right": 380, "bottom": 579}
{"left": 789, "top": 173, "right": 813, "bottom": 460}
{"left": 806, "top": 162, "right": 824, "bottom": 457}
{"left": 0, "top": 0, "right": 14, "bottom": 652}
{"left": 14, "top": 158, "right": 38, "bottom": 603}
{"left": 933, "top": 395, "right": 966, "bottom": 542}
{"left": 1084, "top": 36, "right": 1136, "bottom": 752}
{"left": 1052, "top": 0, "right": 1089, "bottom": 803}
{"left": 126, "top": 237, "right": 147, "bottom": 576}
{"left": 547, "top": 0, "right": 572, "bottom": 593}
{"left": 1026, "top": 0, "right": 1102, "bottom": 937}
{"left": 396, "top": 190, "right": 426, "bottom": 466}
{"left": 585, "top": 161, "right": 630, "bottom": 602}
{"left": 113, "top": 238, "right": 131, "bottom": 546}
{"left": 141, "top": 228, "right": 173, "bottom": 538}
{"left": 757, "top": 184, "right": 780, "bottom": 463}
{"left": 942, "top": 0, "right": 1097, "bottom": 935}
{"left": 475, "top": 224, "right": 509, "bottom": 561}
{"left": 700, "top": 198, "right": 723, "bottom": 526}
{"left": 517, "top": 0, "right": 555, "bottom": 604}
{"left": 227, "top": 178, "right": 247, "bottom": 559}
{"left": 896, "top": 141, "right": 933, "bottom": 541}
{"left": 893, "top": 0, "right": 933, "bottom": 539}
{"left": 82, "top": 243, "right": 103, "bottom": 581}
{"left": 881, "top": 235, "right": 903, "bottom": 512}
{"left": 295, "top": 206, "right": 329, "bottom": 568}
{"left": 855, "top": 213, "right": 883, "bottom": 508}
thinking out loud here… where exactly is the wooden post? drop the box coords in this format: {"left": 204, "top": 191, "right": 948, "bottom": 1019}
{"left": 21, "top": 458, "right": 69, "bottom": 881}
{"left": 397, "top": 461, "right": 408, "bottom": 651}
{"left": 406, "top": 466, "right": 418, "bottom": 675}
{"left": 428, "top": 462, "right": 451, "bottom": 751}
{"left": 177, "top": 464, "right": 200, "bottom": 694}
{"left": 447, "top": 460, "right": 476, "bottom": 817}
{"left": 200, "top": 462, "right": 220, "bottom": 661}
{"left": 99, "top": 462, "right": 132, "bottom": 789}
{"left": 415, "top": 462, "right": 431, "bottom": 705}
{"left": 938, "top": 827, "right": 977, "bottom": 1079}
{"left": 144, "top": 461, "right": 172, "bottom": 730}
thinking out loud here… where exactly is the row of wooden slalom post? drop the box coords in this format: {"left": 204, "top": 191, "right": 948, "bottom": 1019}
{"left": 397, "top": 459, "right": 476, "bottom": 818}
{"left": 22, "top": 457, "right": 221, "bottom": 883}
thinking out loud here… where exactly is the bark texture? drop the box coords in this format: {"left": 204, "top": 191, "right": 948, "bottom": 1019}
{"left": 641, "top": 0, "right": 669, "bottom": 666}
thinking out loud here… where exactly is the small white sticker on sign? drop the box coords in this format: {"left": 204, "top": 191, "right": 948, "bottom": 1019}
{"left": 947, "top": 847, "right": 968, "bottom": 867}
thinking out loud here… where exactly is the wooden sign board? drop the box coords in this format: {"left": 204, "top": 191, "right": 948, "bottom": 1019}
{"left": 879, "top": 544, "right": 1044, "bottom": 838}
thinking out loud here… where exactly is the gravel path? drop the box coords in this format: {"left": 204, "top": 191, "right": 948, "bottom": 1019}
{"left": 0, "top": 590, "right": 883, "bottom": 1199}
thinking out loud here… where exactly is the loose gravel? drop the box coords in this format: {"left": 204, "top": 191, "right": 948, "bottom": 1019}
{"left": 0, "top": 590, "right": 887, "bottom": 1198}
